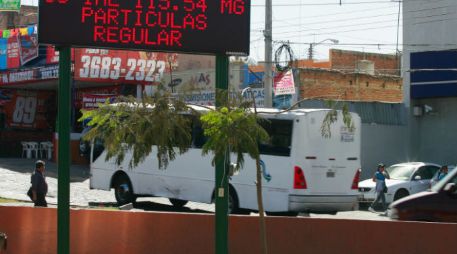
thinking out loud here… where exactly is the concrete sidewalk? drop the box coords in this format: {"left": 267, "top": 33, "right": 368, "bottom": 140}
{"left": 0, "top": 158, "right": 89, "bottom": 182}
{"left": 0, "top": 158, "right": 116, "bottom": 206}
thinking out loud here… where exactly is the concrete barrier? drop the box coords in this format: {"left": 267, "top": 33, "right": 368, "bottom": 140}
{"left": 0, "top": 206, "right": 456, "bottom": 254}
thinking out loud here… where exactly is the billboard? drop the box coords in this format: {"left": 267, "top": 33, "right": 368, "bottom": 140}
{"left": 38, "top": 0, "right": 250, "bottom": 55}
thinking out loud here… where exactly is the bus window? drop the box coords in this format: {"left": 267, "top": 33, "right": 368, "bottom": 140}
{"left": 259, "top": 119, "right": 293, "bottom": 156}
{"left": 192, "top": 123, "right": 206, "bottom": 148}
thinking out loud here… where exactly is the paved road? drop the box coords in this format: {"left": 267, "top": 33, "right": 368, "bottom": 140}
{"left": 0, "top": 158, "right": 391, "bottom": 221}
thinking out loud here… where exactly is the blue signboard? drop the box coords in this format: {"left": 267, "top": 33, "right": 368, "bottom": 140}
{"left": 410, "top": 50, "right": 457, "bottom": 98}
{"left": 0, "top": 39, "right": 7, "bottom": 69}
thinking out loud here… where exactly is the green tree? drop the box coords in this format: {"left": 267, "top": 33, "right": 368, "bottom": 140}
{"left": 199, "top": 99, "right": 269, "bottom": 254}
{"left": 80, "top": 93, "right": 193, "bottom": 170}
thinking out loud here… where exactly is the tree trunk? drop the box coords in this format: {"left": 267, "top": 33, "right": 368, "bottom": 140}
{"left": 256, "top": 159, "right": 268, "bottom": 254}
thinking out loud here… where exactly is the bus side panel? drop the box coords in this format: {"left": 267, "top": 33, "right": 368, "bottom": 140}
{"left": 90, "top": 153, "right": 118, "bottom": 191}
{"left": 148, "top": 149, "right": 215, "bottom": 203}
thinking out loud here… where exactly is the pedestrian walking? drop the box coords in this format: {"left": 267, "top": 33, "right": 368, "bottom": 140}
{"left": 368, "top": 163, "right": 389, "bottom": 213}
{"left": 30, "top": 160, "right": 48, "bottom": 207}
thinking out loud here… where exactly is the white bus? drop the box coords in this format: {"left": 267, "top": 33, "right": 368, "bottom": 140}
{"left": 87, "top": 106, "right": 362, "bottom": 214}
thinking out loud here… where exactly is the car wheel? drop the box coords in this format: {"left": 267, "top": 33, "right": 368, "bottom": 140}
{"left": 169, "top": 198, "right": 188, "bottom": 208}
{"left": 393, "top": 189, "right": 409, "bottom": 201}
{"left": 114, "top": 174, "right": 137, "bottom": 206}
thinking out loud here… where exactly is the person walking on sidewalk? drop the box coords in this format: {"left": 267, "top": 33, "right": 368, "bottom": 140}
{"left": 30, "top": 160, "right": 48, "bottom": 207}
{"left": 368, "top": 163, "right": 389, "bottom": 213}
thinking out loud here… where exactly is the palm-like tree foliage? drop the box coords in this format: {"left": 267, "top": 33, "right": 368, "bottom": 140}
{"left": 200, "top": 106, "right": 269, "bottom": 170}
{"left": 79, "top": 94, "right": 193, "bottom": 169}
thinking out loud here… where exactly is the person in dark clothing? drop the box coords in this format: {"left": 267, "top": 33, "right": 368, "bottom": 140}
{"left": 31, "top": 160, "right": 48, "bottom": 207}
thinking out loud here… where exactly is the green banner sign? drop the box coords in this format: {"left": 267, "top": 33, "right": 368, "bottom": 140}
{"left": 0, "top": 0, "right": 20, "bottom": 11}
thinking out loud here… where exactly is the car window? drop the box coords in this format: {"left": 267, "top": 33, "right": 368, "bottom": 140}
{"left": 386, "top": 165, "right": 415, "bottom": 180}
{"left": 413, "top": 166, "right": 438, "bottom": 180}
{"left": 432, "top": 170, "right": 457, "bottom": 192}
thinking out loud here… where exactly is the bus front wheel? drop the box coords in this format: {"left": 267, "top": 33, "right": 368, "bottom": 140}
{"left": 114, "top": 174, "right": 136, "bottom": 206}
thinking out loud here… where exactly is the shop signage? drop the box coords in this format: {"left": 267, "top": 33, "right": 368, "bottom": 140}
{"left": 74, "top": 48, "right": 177, "bottom": 84}
{"left": 0, "top": 65, "right": 59, "bottom": 85}
{"left": 0, "top": 0, "right": 20, "bottom": 11}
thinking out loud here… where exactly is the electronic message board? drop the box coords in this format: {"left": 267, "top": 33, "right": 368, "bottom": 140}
{"left": 38, "top": 0, "right": 250, "bottom": 56}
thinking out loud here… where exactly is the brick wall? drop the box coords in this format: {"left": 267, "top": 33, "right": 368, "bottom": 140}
{"left": 299, "top": 68, "right": 403, "bottom": 103}
{"left": 330, "top": 49, "right": 400, "bottom": 76}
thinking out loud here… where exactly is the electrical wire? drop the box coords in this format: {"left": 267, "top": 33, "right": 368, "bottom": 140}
{"left": 274, "top": 43, "right": 295, "bottom": 72}
{"left": 251, "top": 1, "right": 401, "bottom": 7}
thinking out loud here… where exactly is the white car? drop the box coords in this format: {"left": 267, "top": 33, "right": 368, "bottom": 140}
{"left": 358, "top": 162, "right": 441, "bottom": 205}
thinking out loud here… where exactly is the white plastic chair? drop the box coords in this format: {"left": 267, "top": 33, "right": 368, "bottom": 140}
{"left": 39, "top": 142, "right": 48, "bottom": 159}
{"left": 28, "top": 142, "right": 39, "bottom": 159}
{"left": 21, "top": 142, "right": 32, "bottom": 158}
{"left": 41, "top": 141, "right": 53, "bottom": 160}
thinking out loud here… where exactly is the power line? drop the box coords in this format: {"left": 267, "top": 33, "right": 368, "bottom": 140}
{"left": 251, "top": 5, "right": 396, "bottom": 25}
{"left": 253, "top": 12, "right": 399, "bottom": 31}
{"left": 252, "top": 1, "right": 401, "bottom": 7}
{"left": 274, "top": 41, "right": 457, "bottom": 47}
{"left": 270, "top": 19, "right": 401, "bottom": 36}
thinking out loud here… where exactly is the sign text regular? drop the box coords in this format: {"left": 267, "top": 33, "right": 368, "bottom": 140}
{"left": 38, "top": 0, "right": 250, "bottom": 55}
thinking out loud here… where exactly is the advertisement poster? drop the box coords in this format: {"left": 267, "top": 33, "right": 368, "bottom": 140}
{"left": 82, "top": 94, "right": 116, "bottom": 109}
{"left": 46, "top": 46, "right": 59, "bottom": 64}
{"left": 20, "top": 34, "right": 39, "bottom": 65}
{"left": 0, "top": 31, "right": 39, "bottom": 69}
{"left": 6, "top": 34, "right": 20, "bottom": 69}
{"left": 0, "top": 89, "right": 56, "bottom": 129}
{"left": 0, "top": 0, "right": 20, "bottom": 11}
{"left": 75, "top": 86, "right": 121, "bottom": 109}
{"left": 74, "top": 48, "right": 178, "bottom": 84}
{"left": 273, "top": 70, "right": 296, "bottom": 96}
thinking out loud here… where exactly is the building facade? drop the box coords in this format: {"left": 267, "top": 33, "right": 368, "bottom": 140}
{"left": 403, "top": 0, "right": 457, "bottom": 165}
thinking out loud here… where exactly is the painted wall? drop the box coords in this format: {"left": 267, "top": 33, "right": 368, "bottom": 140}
{"left": 0, "top": 206, "right": 456, "bottom": 254}
{"left": 360, "top": 123, "right": 409, "bottom": 180}
{"left": 410, "top": 98, "right": 457, "bottom": 166}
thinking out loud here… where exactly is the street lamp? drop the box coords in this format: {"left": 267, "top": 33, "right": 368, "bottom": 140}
{"left": 308, "top": 38, "right": 339, "bottom": 60}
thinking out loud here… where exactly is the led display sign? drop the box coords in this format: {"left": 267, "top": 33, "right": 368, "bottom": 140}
{"left": 38, "top": 0, "right": 251, "bottom": 55}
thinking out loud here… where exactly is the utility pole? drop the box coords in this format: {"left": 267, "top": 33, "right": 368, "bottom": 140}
{"left": 308, "top": 44, "right": 314, "bottom": 60}
{"left": 264, "top": 0, "right": 272, "bottom": 107}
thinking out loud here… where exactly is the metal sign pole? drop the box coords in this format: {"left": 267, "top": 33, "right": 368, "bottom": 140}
{"left": 215, "top": 54, "right": 229, "bottom": 254}
{"left": 57, "top": 46, "right": 71, "bottom": 254}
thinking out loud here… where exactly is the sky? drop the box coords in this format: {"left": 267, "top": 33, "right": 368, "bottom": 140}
{"left": 250, "top": 0, "right": 402, "bottom": 62}
{"left": 21, "top": 0, "right": 403, "bottom": 62}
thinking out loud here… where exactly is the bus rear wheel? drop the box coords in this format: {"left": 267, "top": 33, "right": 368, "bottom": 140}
{"left": 169, "top": 198, "right": 188, "bottom": 208}
{"left": 114, "top": 174, "right": 136, "bottom": 206}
